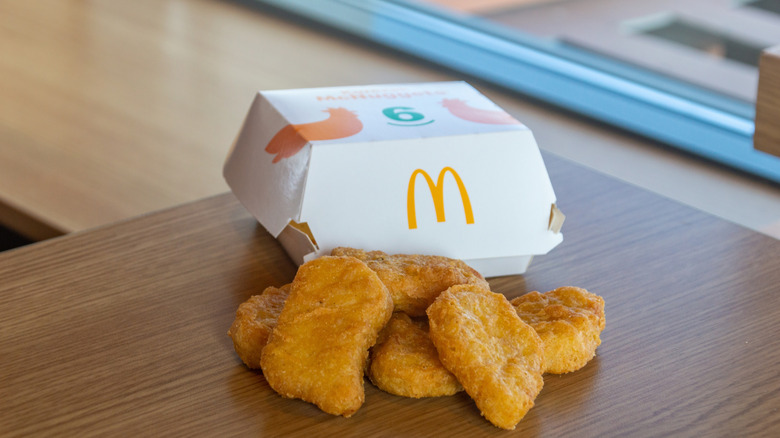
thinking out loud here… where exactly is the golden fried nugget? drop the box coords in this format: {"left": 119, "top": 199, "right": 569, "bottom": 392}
{"left": 427, "top": 284, "right": 544, "bottom": 430}
{"left": 368, "top": 312, "right": 463, "bottom": 398}
{"left": 511, "top": 286, "right": 605, "bottom": 374}
{"left": 260, "top": 256, "right": 393, "bottom": 417}
{"left": 331, "top": 247, "right": 489, "bottom": 317}
{"left": 227, "top": 284, "right": 291, "bottom": 369}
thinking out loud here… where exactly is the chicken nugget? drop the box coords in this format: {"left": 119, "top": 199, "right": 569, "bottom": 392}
{"left": 511, "top": 286, "right": 605, "bottom": 374}
{"left": 260, "top": 256, "right": 393, "bottom": 417}
{"left": 427, "top": 284, "right": 544, "bottom": 430}
{"left": 227, "top": 284, "right": 291, "bottom": 369}
{"left": 368, "top": 312, "right": 462, "bottom": 398}
{"left": 331, "top": 247, "right": 489, "bottom": 317}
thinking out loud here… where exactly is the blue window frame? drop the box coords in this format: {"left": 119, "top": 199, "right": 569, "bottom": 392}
{"left": 254, "top": 0, "right": 780, "bottom": 183}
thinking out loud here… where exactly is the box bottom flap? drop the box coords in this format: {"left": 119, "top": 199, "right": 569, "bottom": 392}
{"left": 278, "top": 219, "right": 538, "bottom": 278}
{"left": 465, "top": 255, "right": 534, "bottom": 278}
{"left": 277, "top": 223, "right": 317, "bottom": 266}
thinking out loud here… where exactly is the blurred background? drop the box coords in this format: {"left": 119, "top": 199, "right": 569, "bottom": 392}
{"left": 1, "top": 0, "right": 779, "bottom": 251}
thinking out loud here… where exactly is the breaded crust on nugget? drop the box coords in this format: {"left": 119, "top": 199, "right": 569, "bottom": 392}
{"left": 368, "top": 312, "right": 463, "bottom": 398}
{"left": 331, "top": 247, "right": 489, "bottom": 317}
{"left": 427, "top": 284, "right": 544, "bottom": 430}
{"left": 511, "top": 286, "right": 605, "bottom": 374}
{"left": 227, "top": 284, "right": 291, "bottom": 369}
{"left": 260, "top": 256, "right": 393, "bottom": 417}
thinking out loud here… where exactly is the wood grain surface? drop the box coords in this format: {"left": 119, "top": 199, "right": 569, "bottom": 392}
{"left": 2, "top": 154, "right": 778, "bottom": 437}
{"left": 755, "top": 45, "right": 780, "bottom": 158}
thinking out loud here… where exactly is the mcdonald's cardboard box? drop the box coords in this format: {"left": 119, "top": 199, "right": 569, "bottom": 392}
{"left": 224, "top": 82, "right": 564, "bottom": 277}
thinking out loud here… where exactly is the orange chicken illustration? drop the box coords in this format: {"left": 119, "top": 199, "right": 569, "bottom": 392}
{"left": 265, "top": 108, "right": 363, "bottom": 163}
{"left": 441, "top": 98, "right": 521, "bottom": 125}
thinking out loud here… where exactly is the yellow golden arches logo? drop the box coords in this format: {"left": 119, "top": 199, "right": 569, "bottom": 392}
{"left": 407, "top": 167, "right": 475, "bottom": 230}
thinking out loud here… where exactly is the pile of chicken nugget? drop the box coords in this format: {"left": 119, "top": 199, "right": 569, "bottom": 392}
{"left": 228, "top": 247, "right": 605, "bottom": 430}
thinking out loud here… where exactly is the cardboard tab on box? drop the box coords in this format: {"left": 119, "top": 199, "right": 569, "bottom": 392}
{"left": 224, "top": 82, "right": 563, "bottom": 277}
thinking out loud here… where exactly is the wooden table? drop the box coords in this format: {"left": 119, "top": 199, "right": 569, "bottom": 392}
{"left": 2, "top": 153, "right": 778, "bottom": 436}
